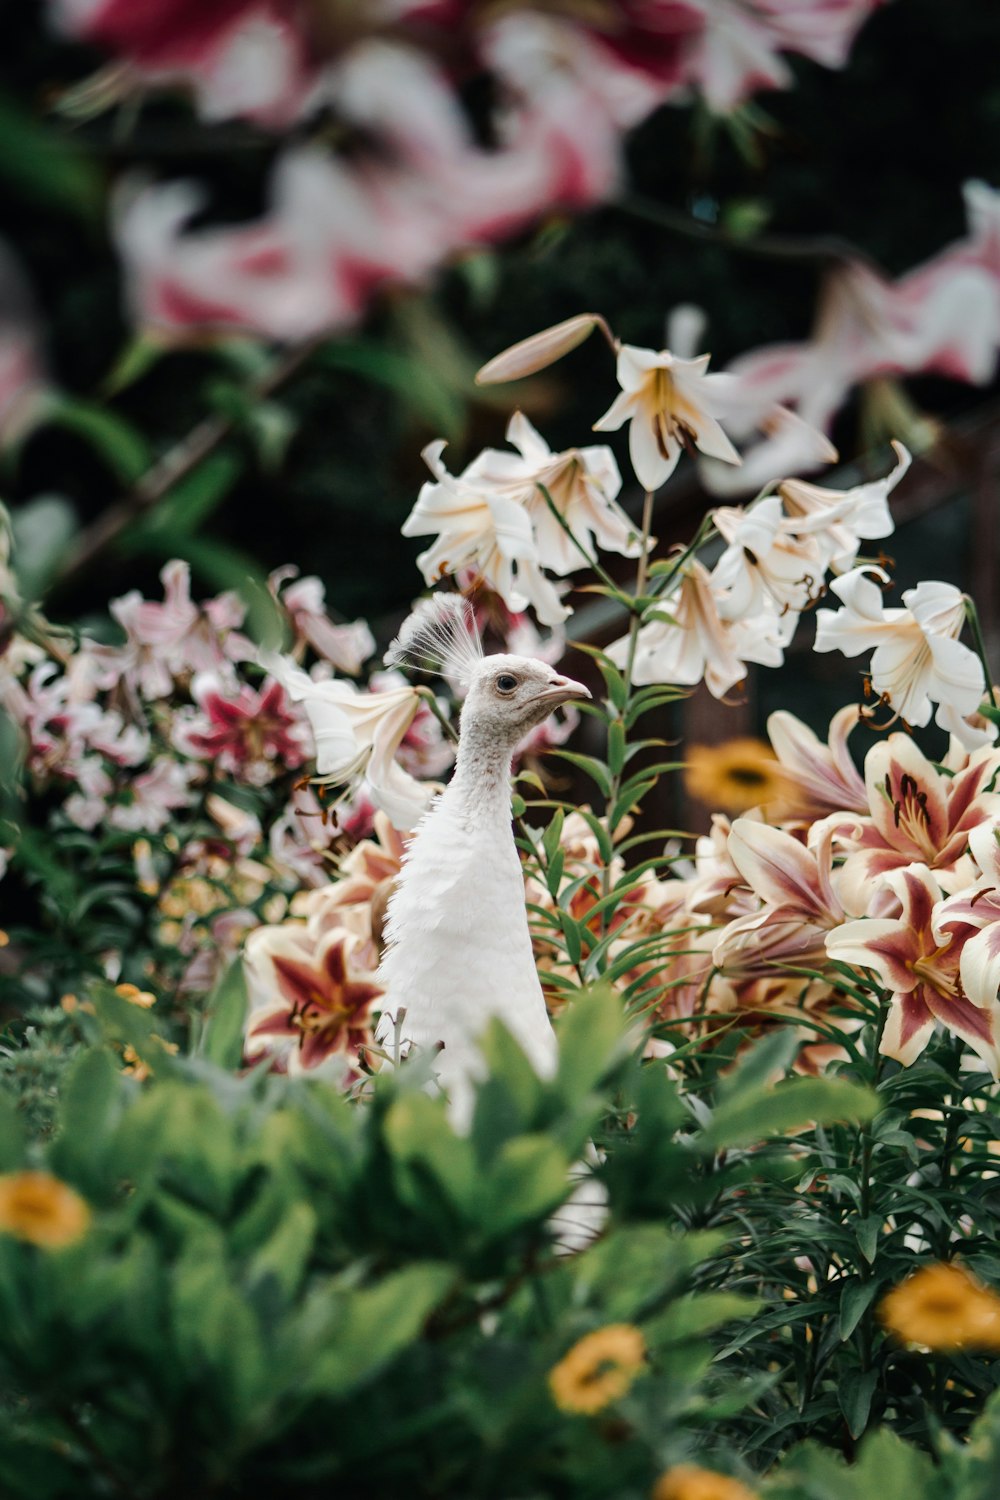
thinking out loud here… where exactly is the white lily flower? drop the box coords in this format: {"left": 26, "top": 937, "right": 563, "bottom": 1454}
{"left": 711, "top": 494, "right": 825, "bottom": 619}
{"left": 607, "top": 559, "right": 780, "bottom": 699}
{"left": 402, "top": 439, "right": 569, "bottom": 626}
{"left": 779, "top": 441, "right": 910, "bottom": 571}
{"left": 500, "top": 411, "right": 642, "bottom": 573}
{"left": 593, "top": 343, "right": 741, "bottom": 492}
{"left": 814, "top": 569, "right": 985, "bottom": 729}
{"left": 261, "top": 653, "right": 434, "bottom": 830}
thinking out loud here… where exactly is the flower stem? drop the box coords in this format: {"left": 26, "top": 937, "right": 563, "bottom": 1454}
{"left": 533, "top": 483, "right": 634, "bottom": 605}
{"left": 599, "top": 490, "right": 656, "bottom": 930}
{"left": 963, "top": 594, "right": 998, "bottom": 710}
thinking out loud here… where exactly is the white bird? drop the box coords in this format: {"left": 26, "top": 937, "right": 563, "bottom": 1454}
{"left": 377, "top": 594, "right": 591, "bottom": 1128}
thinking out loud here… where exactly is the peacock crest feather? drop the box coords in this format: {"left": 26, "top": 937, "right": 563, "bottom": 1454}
{"left": 384, "top": 592, "right": 484, "bottom": 689}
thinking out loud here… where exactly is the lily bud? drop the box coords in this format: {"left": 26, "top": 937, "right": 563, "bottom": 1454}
{"left": 475, "top": 313, "right": 609, "bottom": 385}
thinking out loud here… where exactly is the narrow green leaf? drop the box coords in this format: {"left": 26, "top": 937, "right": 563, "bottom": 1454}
{"left": 838, "top": 1367, "right": 878, "bottom": 1438}
{"left": 199, "top": 959, "right": 249, "bottom": 1069}
{"left": 839, "top": 1277, "right": 878, "bottom": 1341}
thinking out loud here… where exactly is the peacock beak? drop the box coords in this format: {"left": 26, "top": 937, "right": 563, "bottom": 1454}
{"left": 535, "top": 674, "right": 592, "bottom": 708}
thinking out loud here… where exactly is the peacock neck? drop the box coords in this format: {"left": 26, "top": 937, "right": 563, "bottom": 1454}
{"left": 446, "top": 720, "right": 516, "bottom": 831}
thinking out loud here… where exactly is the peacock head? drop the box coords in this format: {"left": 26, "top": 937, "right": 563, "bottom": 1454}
{"left": 385, "top": 593, "right": 590, "bottom": 751}
{"left": 461, "top": 653, "right": 590, "bottom": 744}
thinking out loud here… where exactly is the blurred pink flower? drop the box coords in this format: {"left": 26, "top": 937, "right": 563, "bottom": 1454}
{"left": 179, "top": 673, "right": 309, "bottom": 783}
{"left": 727, "top": 183, "right": 1000, "bottom": 436}
{"left": 271, "top": 567, "right": 374, "bottom": 674}
{"left": 108, "top": 559, "right": 251, "bottom": 698}
{"left": 51, "top": 0, "right": 320, "bottom": 126}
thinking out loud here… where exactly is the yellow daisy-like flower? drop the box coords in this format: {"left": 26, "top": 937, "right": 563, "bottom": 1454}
{"left": 115, "top": 982, "right": 157, "bottom": 1009}
{"left": 652, "top": 1465, "right": 759, "bottom": 1500}
{"left": 879, "top": 1262, "right": 1000, "bottom": 1351}
{"left": 683, "top": 739, "right": 788, "bottom": 814}
{"left": 0, "top": 1171, "right": 91, "bottom": 1249}
{"left": 548, "top": 1324, "right": 646, "bottom": 1414}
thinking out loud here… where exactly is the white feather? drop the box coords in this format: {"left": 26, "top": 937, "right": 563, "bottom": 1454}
{"left": 384, "top": 593, "right": 483, "bottom": 689}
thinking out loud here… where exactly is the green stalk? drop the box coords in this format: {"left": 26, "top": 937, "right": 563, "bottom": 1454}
{"left": 599, "top": 490, "right": 656, "bottom": 932}
{"left": 963, "top": 594, "right": 999, "bottom": 710}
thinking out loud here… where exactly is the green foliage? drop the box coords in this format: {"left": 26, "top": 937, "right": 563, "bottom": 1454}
{"left": 0, "top": 997, "right": 879, "bottom": 1497}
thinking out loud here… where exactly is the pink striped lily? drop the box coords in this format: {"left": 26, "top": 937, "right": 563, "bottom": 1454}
{"left": 826, "top": 864, "right": 1000, "bottom": 1075}
{"left": 826, "top": 734, "right": 1000, "bottom": 911}
{"left": 935, "top": 821, "right": 1000, "bottom": 1015}
{"left": 713, "top": 818, "right": 846, "bottom": 976}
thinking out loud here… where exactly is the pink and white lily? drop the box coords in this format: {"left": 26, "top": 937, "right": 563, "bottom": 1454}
{"left": 824, "top": 734, "right": 1000, "bottom": 910}
{"left": 713, "top": 817, "right": 846, "bottom": 974}
{"left": 935, "top": 820, "right": 1000, "bottom": 1014}
{"left": 245, "top": 927, "right": 383, "bottom": 1079}
{"left": 271, "top": 568, "right": 374, "bottom": 675}
{"left": 826, "top": 864, "right": 1000, "bottom": 1075}
{"left": 767, "top": 704, "right": 868, "bottom": 817}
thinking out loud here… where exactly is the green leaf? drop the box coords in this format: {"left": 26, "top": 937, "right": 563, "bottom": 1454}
{"left": 0, "top": 93, "right": 101, "bottom": 219}
{"left": 9, "top": 495, "right": 78, "bottom": 600}
{"left": 838, "top": 1367, "right": 877, "bottom": 1439}
{"left": 383, "top": 1093, "right": 478, "bottom": 1219}
{"left": 0, "top": 1089, "right": 26, "bottom": 1171}
{"left": 607, "top": 720, "right": 626, "bottom": 777}
{"left": 320, "top": 340, "right": 464, "bottom": 437}
{"left": 855, "top": 1216, "right": 882, "bottom": 1265}
{"left": 651, "top": 1290, "right": 760, "bottom": 1344}
{"left": 838, "top": 1277, "right": 878, "bottom": 1340}
{"left": 121, "top": 450, "right": 241, "bottom": 550}
{"left": 308, "top": 1263, "right": 454, "bottom": 1396}
{"left": 554, "top": 984, "right": 631, "bottom": 1101}
{"left": 716, "top": 1029, "right": 801, "bottom": 1105}
{"left": 43, "top": 396, "right": 150, "bottom": 482}
{"left": 199, "top": 960, "right": 249, "bottom": 1069}
{"left": 477, "top": 1136, "right": 570, "bottom": 1235}
{"left": 702, "top": 1077, "right": 877, "bottom": 1152}
{"left": 247, "top": 1201, "right": 317, "bottom": 1303}
{"left": 49, "top": 1047, "right": 122, "bottom": 1189}
{"left": 546, "top": 750, "right": 612, "bottom": 797}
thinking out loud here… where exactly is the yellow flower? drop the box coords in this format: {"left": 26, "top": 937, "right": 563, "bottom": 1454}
{"left": 652, "top": 1465, "right": 759, "bottom": 1500}
{"left": 548, "top": 1324, "right": 646, "bottom": 1414}
{"left": 683, "top": 739, "right": 788, "bottom": 814}
{"left": 0, "top": 1171, "right": 91, "bottom": 1249}
{"left": 0, "top": 929, "right": 8, "bottom": 947}
{"left": 879, "top": 1262, "right": 1000, "bottom": 1351}
{"left": 115, "top": 982, "right": 157, "bottom": 1009}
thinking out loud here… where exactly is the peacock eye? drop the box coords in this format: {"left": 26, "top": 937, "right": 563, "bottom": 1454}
{"left": 496, "top": 673, "right": 518, "bottom": 693}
